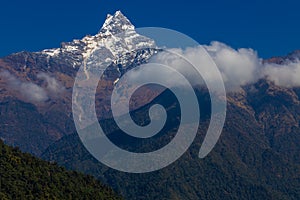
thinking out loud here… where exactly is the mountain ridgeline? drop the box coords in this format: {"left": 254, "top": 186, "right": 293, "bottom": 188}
{"left": 0, "top": 11, "right": 300, "bottom": 199}
{"left": 42, "top": 82, "right": 300, "bottom": 200}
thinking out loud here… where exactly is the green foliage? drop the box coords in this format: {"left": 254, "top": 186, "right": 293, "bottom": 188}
{"left": 0, "top": 139, "right": 122, "bottom": 200}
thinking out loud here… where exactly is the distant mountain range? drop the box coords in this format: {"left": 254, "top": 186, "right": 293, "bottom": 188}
{"left": 0, "top": 11, "right": 300, "bottom": 199}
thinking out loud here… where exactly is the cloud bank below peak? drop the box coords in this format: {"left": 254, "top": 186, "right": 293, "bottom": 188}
{"left": 150, "top": 41, "right": 300, "bottom": 91}
{"left": 0, "top": 70, "right": 65, "bottom": 104}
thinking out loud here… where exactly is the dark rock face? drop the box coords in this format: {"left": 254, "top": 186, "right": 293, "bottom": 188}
{"left": 41, "top": 79, "right": 300, "bottom": 200}
{"left": 265, "top": 49, "right": 300, "bottom": 65}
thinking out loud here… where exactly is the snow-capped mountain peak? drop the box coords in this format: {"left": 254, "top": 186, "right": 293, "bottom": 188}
{"left": 99, "top": 10, "right": 135, "bottom": 36}
{"left": 40, "top": 11, "right": 156, "bottom": 68}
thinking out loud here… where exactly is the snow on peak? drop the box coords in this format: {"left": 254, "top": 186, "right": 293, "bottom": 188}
{"left": 41, "top": 10, "right": 156, "bottom": 68}
{"left": 99, "top": 10, "right": 135, "bottom": 36}
{"left": 80, "top": 10, "right": 155, "bottom": 59}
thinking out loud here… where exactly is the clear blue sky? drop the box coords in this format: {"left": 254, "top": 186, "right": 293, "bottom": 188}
{"left": 0, "top": 0, "right": 299, "bottom": 58}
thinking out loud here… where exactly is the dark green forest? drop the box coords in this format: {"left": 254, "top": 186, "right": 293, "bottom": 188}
{"left": 0, "top": 139, "right": 121, "bottom": 200}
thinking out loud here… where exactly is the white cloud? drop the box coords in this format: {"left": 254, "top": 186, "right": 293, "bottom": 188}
{"left": 263, "top": 61, "right": 300, "bottom": 87}
{"left": 204, "top": 42, "right": 262, "bottom": 91}
{"left": 37, "top": 72, "right": 65, "bottom": 94}
{"left": 147, "top": 41, "right": 300, "bottom": 92}
{"left": 0, "top": 71, "right": 65, "bottom": 103}
{"left": 0, "top": 70, "right": 48, "bottom": 102}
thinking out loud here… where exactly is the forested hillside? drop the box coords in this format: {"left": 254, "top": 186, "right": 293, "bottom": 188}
{"left": 0, "top": 139, "right": 122, "bottom": 200}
